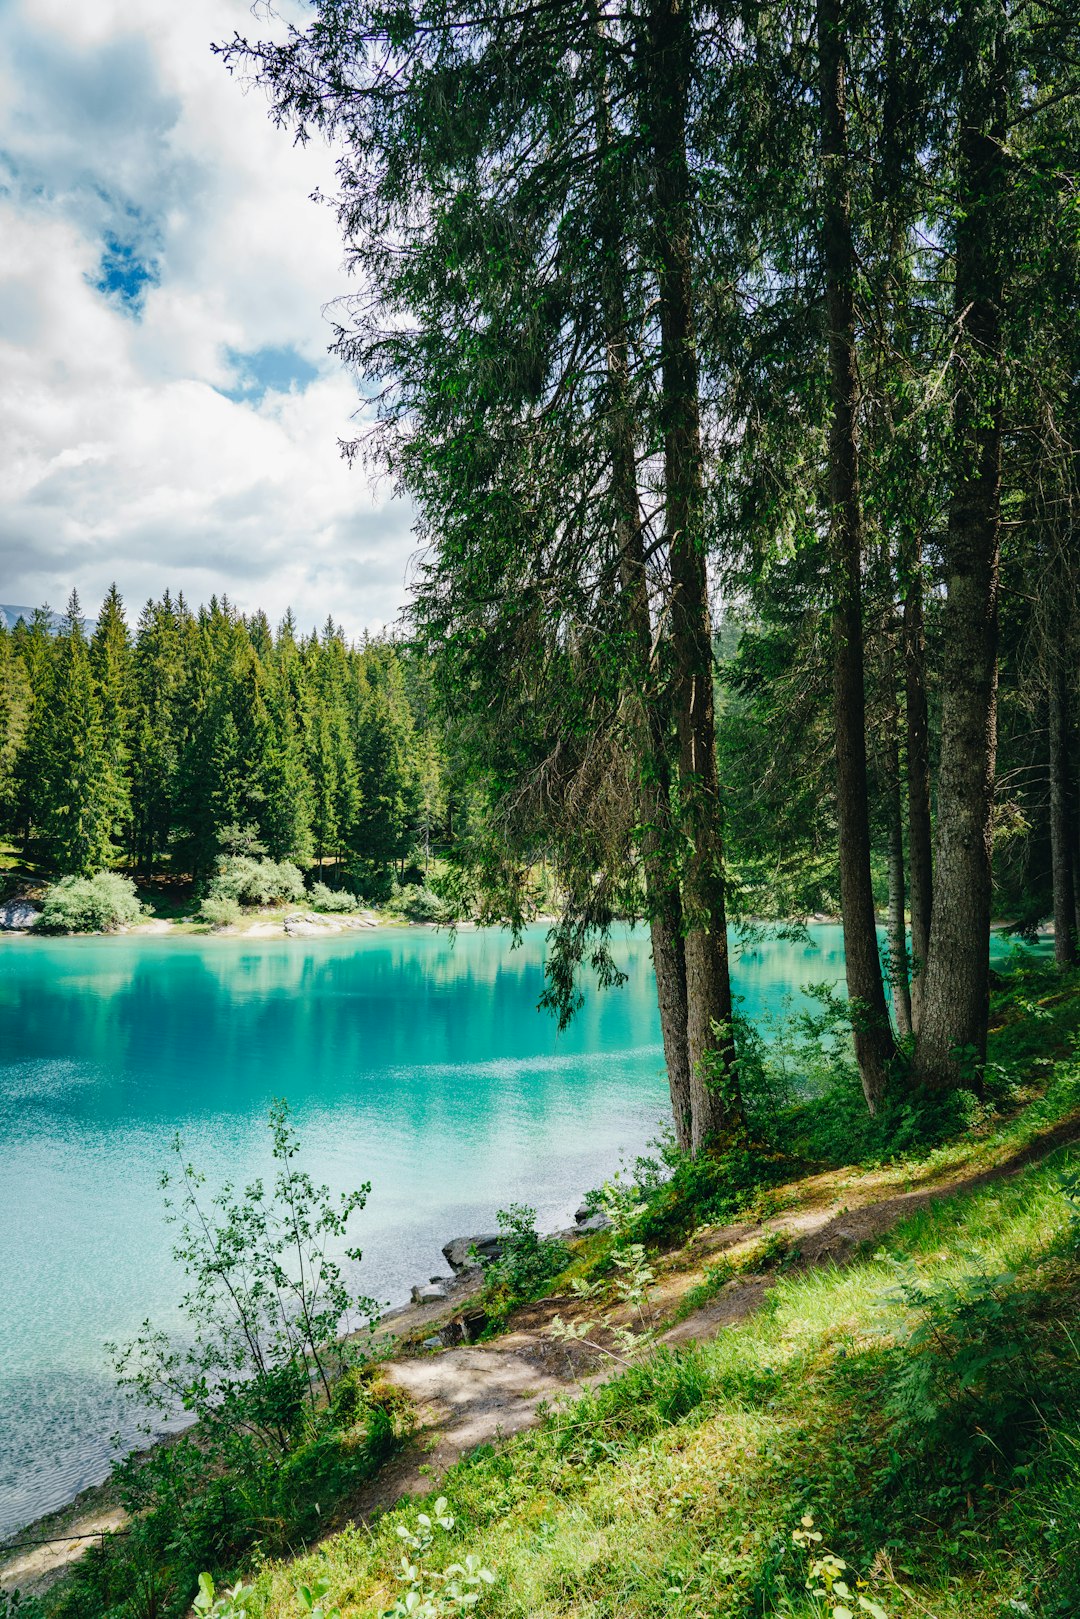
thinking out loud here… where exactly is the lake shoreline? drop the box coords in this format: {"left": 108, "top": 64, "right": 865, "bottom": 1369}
{"left": 0, "top": 1208, "right": 585, "bottom": 1586}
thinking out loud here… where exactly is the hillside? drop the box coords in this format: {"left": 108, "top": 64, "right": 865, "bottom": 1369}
{"left": 11, "top": 957, "right": 1079, "bottom": 1619}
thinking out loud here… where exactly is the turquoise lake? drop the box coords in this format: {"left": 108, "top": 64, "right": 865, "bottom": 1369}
{"left": 0, "top": 923, "right": 1025, "bottom": 1537}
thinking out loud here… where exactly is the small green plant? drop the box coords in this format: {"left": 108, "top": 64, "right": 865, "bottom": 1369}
{"left": 38, "top": 871, "right": 144, "bottom": 933}
{"left": 199, "top": 894, "right": 242, "bottom": 930}
{"left": 788, "top": 1516, "right": 888, "bottom": 1619}
{"left": 550, "top": 1178, "right": 658, "bottom": 1364}
{"left": 476, "top": 1205, "right": 565, "bottom": 1317}
{"left": 296, "top": 1577, "right": 340, "bottom": 1619}
{"left": 394, "top": 884, "right": 447, "bottom": 923}
{"left": 382, "top": 1499, "right": 495, "bottom": 1617}
{"left": 193, "top": 1574, "right": 256, "bottom": 1619}
{"left": 113, "top": 1100, "right": 379, "bottom": 1447}
{"left": 1, "top": 1591, "right": 46, "bottom": 1619}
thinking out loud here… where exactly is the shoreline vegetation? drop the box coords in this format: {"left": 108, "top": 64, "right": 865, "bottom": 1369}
{"left": 4, "top": 957, "right": 1079, "bottom": 1618}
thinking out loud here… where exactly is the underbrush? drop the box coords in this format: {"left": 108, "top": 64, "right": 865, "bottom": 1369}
{"left": 240, "top": 1138, "right": 1080, "bottom": 1619}
{"left": 615, "top": 961, "right": 1080, "bottom": 1252}
{"left": 54, "top": 1374, "right": 407, "bottom": 1619}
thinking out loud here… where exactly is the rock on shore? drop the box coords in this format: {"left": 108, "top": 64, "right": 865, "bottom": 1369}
{"left": 0, "top": 899, "right": 40, "bottom": 930}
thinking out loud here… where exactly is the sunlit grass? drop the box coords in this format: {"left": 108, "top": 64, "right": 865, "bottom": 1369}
{"left": 248, "top": 1123, "right": 1080, "bottom": 1619}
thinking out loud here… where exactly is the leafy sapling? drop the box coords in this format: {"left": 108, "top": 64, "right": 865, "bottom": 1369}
{"left": 193, "top": 1573, "right": 256, "bottom": 1619}
{"left": 382, "top": 1499, "right": 496, "bottom": 1617}
{"left": 113, "top": 1100, "right": 380, "bottom": 1456}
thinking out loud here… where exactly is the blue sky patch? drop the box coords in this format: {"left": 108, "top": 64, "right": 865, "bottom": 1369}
{"left": 93, "top": 233, "right": 159, "bottom": 312}
{"left": 219, "top": 344, "right": 321, "bottom": 403}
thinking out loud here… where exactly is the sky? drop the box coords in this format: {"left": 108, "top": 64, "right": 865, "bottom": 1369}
{"left": 0, "top": 0, "right": 416, "bottom": 639}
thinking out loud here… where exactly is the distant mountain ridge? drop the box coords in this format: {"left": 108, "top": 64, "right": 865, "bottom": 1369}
{"left": 0, "top": 603, "right": 96, "bottom": 634}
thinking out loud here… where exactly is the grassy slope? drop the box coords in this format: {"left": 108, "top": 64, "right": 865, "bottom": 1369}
{"left": 243, "top": 974, "right": 1080, "bottom": 1619}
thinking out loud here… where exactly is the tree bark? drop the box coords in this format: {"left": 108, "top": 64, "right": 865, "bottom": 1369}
{"left": 912, "top": 26, "right": 1006, "bottom": 1090}
{"left": 1049, "top": 669, "right": 1077, "bottom": 967}
{"left": 818, "top": 0, "right": 896, "bottom": 1111}
{"left": 903, "top": 551, "right": 933, "bottom": 1028}
{"left": 591, "top": 1, "right": 693, "bottom": 1149}
{"left": 1074, "top": 737, "right": 1080, "bottom": 948}
{"left": 647, "top": 0, "right": 742, "bottom": 1153}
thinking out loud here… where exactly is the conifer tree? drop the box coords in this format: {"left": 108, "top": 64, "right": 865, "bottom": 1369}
{"left": 32, "top": 591, "right": 120, "bottom": 875}
{"left": 90, "top": 583, "right": 134, "bottom": 852}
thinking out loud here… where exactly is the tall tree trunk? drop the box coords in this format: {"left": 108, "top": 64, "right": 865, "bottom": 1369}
{"left": 818, "top": 0, "right": 896, "bottom": 1111}
{"left": 1049, "top": 669, "right": 1077, "bottom": 967}
{"left": 912, "top": 25, "right": 1006, "bottom": 1090}
{"left": 592, "top": 8, "right": 693, "bottom": 1147}
{"left": 903, "top": 549, "right": 933, "bottom": 1028}
{"left": 647, "top": 0, "right": 742, "bottom": 1153}
{"left": 886, "top": 772, "right": 912, "bottom": 1036}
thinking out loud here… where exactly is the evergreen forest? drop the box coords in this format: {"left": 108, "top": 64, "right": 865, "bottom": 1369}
{"left": 0, "top": 590, "right": 451, "bottom": 902}
{"left": 5, "top": 2, "right": 1080, "bottom": 1616}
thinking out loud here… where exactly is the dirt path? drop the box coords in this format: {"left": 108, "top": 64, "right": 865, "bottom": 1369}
{"left": 367, "top": 1111, "right": 1080, "bottom": 1499}
{"left": 0, "top": 1504, "right": 127, "bottom": 1594}
{"left": 6, "top": 1111, "right": 1077, "bottom": 1593}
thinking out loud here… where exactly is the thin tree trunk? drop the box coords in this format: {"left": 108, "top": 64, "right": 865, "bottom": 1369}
{"left": 880, "top": 623, "right": 913, "bottom": 1036}
{"left": 913, "top": 26, "right": 1006, "bottom": 1090}
{"left": 647, "top": 0, "right": 742, "bottom": 1153}
{"left": 612, "top": 401, "right": 693, "bottom": 1152}
{"left": 903, "top": 551, "right": 933, "bottom": 1028}
{"left": 818, "top": 0, "right": 896, "bottom": 1111}
{"left": 1049, "top": 670, "right": 1077, "bottom": 967}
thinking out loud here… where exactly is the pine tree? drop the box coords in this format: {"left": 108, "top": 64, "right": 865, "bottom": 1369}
{"left": 90, "top": 583, "right": 134, "bottom": 853}
{"left": 33, "top": 591, "right": 120, "bottom": 875}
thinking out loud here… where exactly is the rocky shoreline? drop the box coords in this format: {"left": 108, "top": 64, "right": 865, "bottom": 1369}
{"left": 0, "top": 1202, "right": 606, "bottom": 1588}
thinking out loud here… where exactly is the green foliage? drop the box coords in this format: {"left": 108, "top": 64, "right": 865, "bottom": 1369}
{"left": 309, "top": 881, "right": 359, "bottom": 913}
{"left": 24, "top": 592, "right": 124, "bottom": 875}
{"left": 199, "top": 894, "right": 243, "bottom": 929}
{"left": 395, "top": 884, "right": 446, "bottom": 923}
{"left": 1, "top": 594, "right": 451, "bottom": 897}
{"left": 193, "top": 1573, "right": 256, "bottom": 1619}
{"left": 205, "top": 855, "right": 306, "bottom": 908}
{"left": 476, "top": 1205, "right": 565, "bottom": 1321}
{"left": 38, "top": 871, "right": 143, "bottom": 933}
{"left": 880, "top": 1254, "right": 1075, "bottom": 1495}
{"left": 778, "top": 1517, "right": 889, "bottom": 1619}
{"left": 113, "top": 1101, "right": 379, "bottom": 1446}
{"left": 43, "top": 1106, "right": 403, "bottom": 1619}
{"left": 382, "top": 1498, "right": 496, "bottom": 1618}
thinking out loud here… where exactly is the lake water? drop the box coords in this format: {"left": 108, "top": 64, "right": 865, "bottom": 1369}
{"left": 0, "top": 922, "right": 1019, "bottom": 1537}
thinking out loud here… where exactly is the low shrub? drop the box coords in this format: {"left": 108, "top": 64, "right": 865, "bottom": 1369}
{"left": 347, "top": 861, "right": 395, "bottom": 905}
{"left": 199, "top": 895, "right": 242, "bottom": 930}
{"left": 309, "top": 882, "right": 359, "bottom": 913}
{"left": 38, "top": 872, "right": 143, "bottom": 934}
{"left": 395, "top": 883, "right": 446, "bottom": 923}
{"left": 479, "top": 1205, "right": 566, "bottom": 1321}
{"left": 204, "top": 856, "right": 305, "bottom": 908}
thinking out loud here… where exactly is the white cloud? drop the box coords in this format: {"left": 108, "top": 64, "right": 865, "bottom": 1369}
{"left": 0, "top": 0, "right": 414, "bottom": 636}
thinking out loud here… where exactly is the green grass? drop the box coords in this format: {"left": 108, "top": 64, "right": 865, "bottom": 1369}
{"left": 245, "top": 1136, "right": 1080, "bottom": 1619}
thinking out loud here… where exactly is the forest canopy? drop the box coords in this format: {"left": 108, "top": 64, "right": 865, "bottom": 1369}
{"left": 209, "top": 0, "right": 1080, "bottom": 1148}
